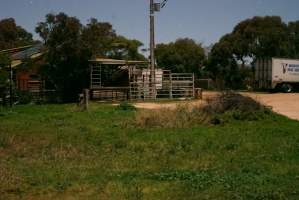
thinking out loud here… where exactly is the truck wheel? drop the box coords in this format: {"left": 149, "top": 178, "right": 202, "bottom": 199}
{"left": 281, "top": 83, "right": 293, "bottom": 93}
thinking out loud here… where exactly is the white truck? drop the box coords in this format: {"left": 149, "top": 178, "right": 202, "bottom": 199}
{"left": 255, "top": 58, "right": 299, "bottom": 92}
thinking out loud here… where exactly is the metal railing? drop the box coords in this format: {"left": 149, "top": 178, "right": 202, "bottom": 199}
{"left": 89, "top": 65, "right": 195, "bottom": 101}
{"left": 129, "top": 71, "right": 195, "bottom": 100}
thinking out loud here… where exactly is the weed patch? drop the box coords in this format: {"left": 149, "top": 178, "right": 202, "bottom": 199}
{"left": 0, "top": 132, "right": 14, "bottom": 148}
{"left": 135, "top": 92, "right": 272, "bottom": 128}
{"left": 116, "top": 102, "right": 136, "bottom": 111}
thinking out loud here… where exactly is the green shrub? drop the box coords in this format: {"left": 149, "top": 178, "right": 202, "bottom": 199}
{"left": 0, "top": 70, "right": 9, "bottom": 105}
{"left": 203, "top": 91, "right": 266, "bottom": 114}
{"left": 16, "top": 91, "right": 33, "bottom": 104}
{"left": 117, "top": 102, "right": 136, "bottom": 111}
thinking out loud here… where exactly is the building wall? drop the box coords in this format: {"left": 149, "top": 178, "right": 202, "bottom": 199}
{"left": 16, "top": 68, "right": 41, "bottom": 92}
{"left": 16, "top": 70, "right": 30, "bottom": 91}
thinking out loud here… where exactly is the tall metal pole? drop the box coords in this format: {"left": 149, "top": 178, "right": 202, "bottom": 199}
{"left": 150, "top": 0, "right": 156, "bottom": 98}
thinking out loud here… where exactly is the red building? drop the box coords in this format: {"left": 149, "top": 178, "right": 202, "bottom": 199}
{"left": 10, "top": 44, "right": 45, "bottom": 93}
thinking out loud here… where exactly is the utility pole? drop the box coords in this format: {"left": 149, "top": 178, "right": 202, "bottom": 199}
{"left": 149, "top": 0, "right": 156, "bottom": 98}
{"left": 149, "top": 0, "right": 168, "bottom": 99}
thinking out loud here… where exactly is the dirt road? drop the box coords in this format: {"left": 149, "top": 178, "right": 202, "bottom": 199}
{"left": 244, "top": 92, "right": 299, "bottom": 121}
{"left": 133, "top": 92, "right": 299, "bottom": 121}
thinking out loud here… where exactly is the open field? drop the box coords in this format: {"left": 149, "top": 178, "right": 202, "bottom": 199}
{"left": 1, "top": 102, "right": 299, "bottom": 200}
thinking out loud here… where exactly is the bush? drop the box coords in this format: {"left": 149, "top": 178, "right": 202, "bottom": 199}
{"left": 16, "top": 91, "right": 33, "bottom": 104}
{"left": 203, "top": 91, "right": 271, "bottom": 123}
{"left": 203, "top": 91, "right": 265, "bottom": 114}
{"left": 117, "top": 102, "right": 136, "bottom": 111}
{"left": 0, "top": 71, "right": 9, "bottom": 105}
{"left": 135, "top": 91, "right": 271, "bottom": 128}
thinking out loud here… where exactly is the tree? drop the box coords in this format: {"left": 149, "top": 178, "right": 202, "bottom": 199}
{"left": 247, "top": 16, "right": 289, "bottom": 59}
{"left": 0, "top": 18, "right": 33, "bottom": 105}
{"left": 155, "top": 38, "right": 206, "bottom": 75}
{"left": 108, "top": 36, "right": 145, "bottom": 60}
{"left": 0, "top": 18, "right": 33, "bottom": 50}
{"left": 222, "top": 16, "right": 289, "bottom": 64}
{"left": 0, "top": 54, "right": 10, "bottom": 104}
{"left": 288, "top": 21, "right": 299, "bottom": 58}
{"left": 36, "top": 13, "right": 89, "bottom": 102}
{"left": 206, "top": 35, "right": 233, "bottom": 77}
{"left": 81, "top": 18, "right": 145, "bottom": 60}
{"left": 36, "top": 13, "right": 145, "bottom": 102}
{"left": 81, "top": 18, "right": 116, "bottom": 57}
{"left": 207, "top": 16, "right": 290, "bottom": 89}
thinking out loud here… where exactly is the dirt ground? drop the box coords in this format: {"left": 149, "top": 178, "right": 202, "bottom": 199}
{"left": 133, "top": 92, "right": 299, "bottom": 121}
{"left": 133, "top": 92, "right": 216, "bottom": 110}
{"left": 243, "top": 92, "right": 299, "bottom": 121}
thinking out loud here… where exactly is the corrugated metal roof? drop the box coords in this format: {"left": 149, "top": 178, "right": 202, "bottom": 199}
{"left": 1, "top": 44, "right": 45, "bottom": 68}
{"left": 11, "top": 43, "right": 44, "bottom": 60}
{"left": 0, "top": 45, "right": 33, "bottom": 54}
{"left": 11, "top": 60, "right": 22, "bottom": 68}
{"left": 89, "top": 58, "right": 148, "bottom": 65}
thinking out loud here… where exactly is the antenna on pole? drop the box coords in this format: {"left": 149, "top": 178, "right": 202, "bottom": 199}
{"left": 161, "top": 0, "right": 169, "bottom": 8}
{"left": 149, "top": 0, "right": 169, "bottom": 99}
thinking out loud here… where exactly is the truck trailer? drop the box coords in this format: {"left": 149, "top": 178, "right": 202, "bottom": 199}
{"left": 255, "top": 58, "right": 299, "bottom": 92}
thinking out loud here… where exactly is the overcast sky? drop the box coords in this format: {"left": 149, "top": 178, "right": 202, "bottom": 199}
{"left": 1, "top": 0, "right": 299, "bottom": 48}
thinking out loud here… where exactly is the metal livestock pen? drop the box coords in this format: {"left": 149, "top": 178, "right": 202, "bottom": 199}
{"left": 89, "top": 58, "right": 195, "bottom": 101}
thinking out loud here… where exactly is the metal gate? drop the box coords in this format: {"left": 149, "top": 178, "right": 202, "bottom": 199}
{"left": 129, "top": 69, "right": 195, "bottom": 100}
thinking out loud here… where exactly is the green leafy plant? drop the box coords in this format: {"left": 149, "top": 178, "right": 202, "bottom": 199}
{"left": 16, "top": 91, "right": 33, "bottom": 104}
{"left": 117, "top": 102, "right": 136, "bottom": 111}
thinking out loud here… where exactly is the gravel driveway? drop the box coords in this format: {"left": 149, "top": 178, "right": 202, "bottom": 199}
{"left": 244, "top": 92, "right": 299, "bottom": 121}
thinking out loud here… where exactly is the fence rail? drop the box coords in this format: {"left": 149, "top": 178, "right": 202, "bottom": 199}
{"left": 89, "top": 64, "right": 195, "bottom": 101}
{"left": 129, "top": 72, "right": 195, "bottom": 100}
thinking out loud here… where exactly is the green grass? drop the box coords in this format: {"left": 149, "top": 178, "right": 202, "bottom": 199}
{"left": 0, "top": 103, "right": 299, "bottom": 199}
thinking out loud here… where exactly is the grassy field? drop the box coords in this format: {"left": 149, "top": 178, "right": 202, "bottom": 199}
{"left": 0, "top": 103, "right": 299, "bottom": 199}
